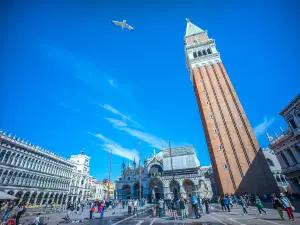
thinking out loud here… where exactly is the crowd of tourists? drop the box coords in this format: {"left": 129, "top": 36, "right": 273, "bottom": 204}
{"left": 0, "top": 200, "right": 27, "bottom": 225}
{"left": 152, "top": 196, "right": 211, "bottom": 220}
{"left": 218, "top": 192, "right": 296, "bottom": 221}
{"left": 83, "top": 198, "right": 147, "bottom": 220}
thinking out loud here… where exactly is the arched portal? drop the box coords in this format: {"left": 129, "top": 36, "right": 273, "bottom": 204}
{"left": 122, "top": 184, "right": 131, "bottom": 199}
{"left": 183, "top": 179, "right": 195, "bottom": 198}
{"left": 134, "top": 183, "right": 143, "bottom": 199}
{"left": 149, "top": 178, "right": 164, "bottom": 202}
{"left": 30, "top": 192, "right": 37, "bottom": 204}
{"left": 169, "top": 180, "right": 180, "bottom": 199}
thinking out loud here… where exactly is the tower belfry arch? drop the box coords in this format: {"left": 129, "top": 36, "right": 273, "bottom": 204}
{"left": 184, "top": 19, "right": 279, "bottom": 195}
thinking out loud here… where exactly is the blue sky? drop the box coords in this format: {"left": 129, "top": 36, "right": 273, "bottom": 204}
{"left": 1, "top": 0, "right": 299, "bottom": 181}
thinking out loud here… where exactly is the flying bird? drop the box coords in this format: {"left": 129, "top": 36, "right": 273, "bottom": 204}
{"left": 111, "top": 20, "right": 134, "bottom": 31}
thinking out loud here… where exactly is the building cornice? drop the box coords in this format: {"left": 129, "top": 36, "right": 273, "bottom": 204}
{"left": 0, "top": 131, "right": 74, "bottom": 167}
{"left": 279, "top": 94, "right": 300, "bottom": 116}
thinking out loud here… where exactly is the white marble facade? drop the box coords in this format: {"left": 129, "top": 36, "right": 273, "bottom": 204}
{"left": 262, "top": 148, "right": 290, "bottom": 191}
{"left": 0, "top": 130, "right": 93, "bottom": 205}
{"left": 115, "top": 146, "right": 215, "bottom": 201}
{"left": 267, "top": 94, "right": 300, "bottom": 193}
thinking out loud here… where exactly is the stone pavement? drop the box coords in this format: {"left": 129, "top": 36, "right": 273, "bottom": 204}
{"left": 19, "top": 204, "right": 152, "bottom": 225}
{"left": 19, "top": 203, "right": 300, "bottom": 225}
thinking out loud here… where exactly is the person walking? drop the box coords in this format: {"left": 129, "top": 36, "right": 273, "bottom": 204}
{"left": 239, "top": 196, "right": 248, "bottom": 215}
{"left": 272, "top": 195, "right": 284, "bottom": 220}
{"left": 179, "top": 197, "right": 186, "bottom": 219}
{"left": 280, "top": 193, "right": 295, "bottom": 221}
{"left": 224, "top": 195, "right": 230, "bottom": 212}
{"left": 255, "top": 195, "right": 267, "bottom": 215}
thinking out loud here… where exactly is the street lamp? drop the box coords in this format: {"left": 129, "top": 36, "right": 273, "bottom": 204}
{"left": 168, "top": 141, "right": 178, "bottom": 201}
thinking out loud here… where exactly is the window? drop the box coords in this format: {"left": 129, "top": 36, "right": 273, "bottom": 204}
{"left": 202, "top": 49, "right": 207, "bottom": 55}
{"left": 287, "top": 149, "right": 298, "bottom": 164}
{"left": 207, "top": 48, "right": 212, "bottom": 54}
{"left": 206, "top": 101, "right": 209, "bottom": 105}
{"left": 210, "top": 114, "right": 214, "bottom": 119}
{"left": 197, "top": 51, "right": 202, "bottom": 57}
{"left": 193, "top": 52, "right": 197, "bottom": 58}
{"left": 218, "top": 145, "right": 223, "bottom": 150}
{"left": 280, "top": 152, "right": 290, "bottom": 167}
{"left": 266, "top": 158, "right": 275, "bottom": 167}
{"left": 214, "top": 128, "right": 219, "bottom": 134}
{"left": 224, "top": 164, "right": 228, "bottom": 170}
{"left": 289, "top": 119, "right": 297, "bottom": 129}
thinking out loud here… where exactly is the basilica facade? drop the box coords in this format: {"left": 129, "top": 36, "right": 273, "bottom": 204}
{"left": 115, "top": 146, "right": 215, "bottom": 201}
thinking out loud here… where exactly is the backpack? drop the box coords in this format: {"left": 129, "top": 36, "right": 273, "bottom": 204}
{"left": 191, "top": 196, "right": 198, "bottom": 205}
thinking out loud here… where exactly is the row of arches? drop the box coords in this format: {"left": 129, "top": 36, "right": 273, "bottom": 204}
{"left": 3, "top": 190, "right": 68, "bottom": 205}
{"left": 0, "top": 169, "right": 70, "bottom": 190}
{"left": 0, "top": 148, "right": 73, "bottom": 178}
{"left": 192, "top": 48, "right": 213, "bottom": 59}
{"left": 119, "top": 178, "right": 209, "bottom": 200}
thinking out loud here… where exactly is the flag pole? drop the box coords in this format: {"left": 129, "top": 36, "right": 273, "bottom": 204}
{"left": 108, "top": 145, "right": 113, "bottom": 199}
{"left": 139, "top": 142, "right": 142, "bottom": 200}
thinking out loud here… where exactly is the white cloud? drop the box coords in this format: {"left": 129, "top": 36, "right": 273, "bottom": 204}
{"left": 104, "top": 118, "right": 192, "bottom": 150}
{"left": 101, "top": 104, "right": 142, "bottom": 128}
{"left": 254, "top": 116, "right": 275, "bottom": 137}
{"left": 108, "top": 80, "right": 117, "bottom": 88}
{"left": 89, "top": 132, "right": 139, "bottom": 161}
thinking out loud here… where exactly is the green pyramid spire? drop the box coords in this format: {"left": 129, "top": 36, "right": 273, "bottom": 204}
{"left": 185, "top": 19, "right": 204, "bottom": 37}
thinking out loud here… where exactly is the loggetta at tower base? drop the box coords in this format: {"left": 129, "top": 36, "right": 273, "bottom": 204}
{"left": 184, "top": 19, "right": 279, "bottom": 195}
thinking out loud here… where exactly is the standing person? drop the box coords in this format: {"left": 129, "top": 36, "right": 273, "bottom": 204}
{"left": 158, "top": 199, "right": 164, "bottom": 218}
{"left": 280, "top": 193, "right": 295, "bottom": 221}
{"left": 15, "top": 202, "right": 26, "bottom": 225}
{"left": 128, "top": 200, "right": 132, "bottom": 215}
{"left": 133, "top": 200, "right": 138, "bottom": 215}
{"left": 171, "top": 199, "right": 178, "bottom": 220}
{"left": 239, "top": 196, "right": 248, "bottom": 215}
{"left": 1, "top": 200, "right": 13, "bottom": 223}
{"left": 167, "top": 200, "right": 172, "bottom": 217}
{"left": 220, "top": 197, "right": 226, "bottom": 211}
{"left": 191, "top": 196, "right": 200, "bottom": 219}
{"left": 204, "top": 198, "right": 209, "bottom": 214}
{"left": 272, "top": 195, "right": 284, "bottom": 220}
{"left": 179, "top": 197, "right": 186, "bottom": 219}
{"left": 89, "top": 204, "right": 95, "bottom": 220}
{"left": 255, "top": 195, "right": 267, "bottom": 215}
{"left": 99, "top": 203, "right": 104, "bottom": 219}
{"left": 224, "top": 195, "right": 230, "bottom": 212}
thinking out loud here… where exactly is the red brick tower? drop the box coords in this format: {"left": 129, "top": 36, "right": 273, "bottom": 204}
{"left": 184, "top": 19, "right": 279, "bottom": 195}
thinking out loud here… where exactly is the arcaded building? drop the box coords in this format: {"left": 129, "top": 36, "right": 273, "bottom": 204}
{"left": 184, "top": 19, "right": 279, "bottom": 195}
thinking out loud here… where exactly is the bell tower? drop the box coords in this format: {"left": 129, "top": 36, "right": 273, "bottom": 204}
{"left": 184, "top": 19, "right": 279, "bottom": 195}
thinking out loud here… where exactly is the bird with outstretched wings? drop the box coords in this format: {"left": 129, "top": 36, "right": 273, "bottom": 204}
{"left": 111, "top": 20, "right": 134, "bottom": 31}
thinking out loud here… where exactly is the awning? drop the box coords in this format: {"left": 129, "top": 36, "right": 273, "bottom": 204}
{"left": 0, "top": 191, "right": 17, "bottom": 200}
